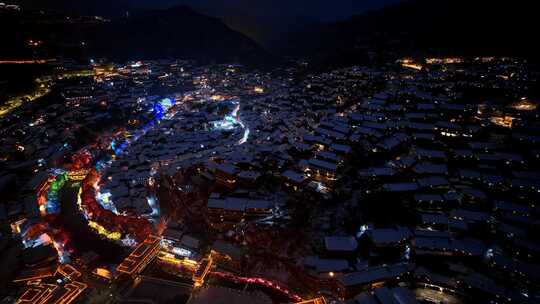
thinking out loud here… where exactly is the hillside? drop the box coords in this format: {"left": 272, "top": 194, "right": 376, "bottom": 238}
{"left": 292, "top": 0, "right": 538, "bottom": 66}
{"left": 0, "top": 5, "right": 270, "bottom": 66}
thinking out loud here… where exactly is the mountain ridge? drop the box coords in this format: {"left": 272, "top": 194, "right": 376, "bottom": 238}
{"left": 291, "top": 0, "right": 538, "bottom": 67}
{"left": 90, "top": 5, "right": 270, "bottom": 65}
{"left": 0, "top": 5, "right": 271, "bottom": 66}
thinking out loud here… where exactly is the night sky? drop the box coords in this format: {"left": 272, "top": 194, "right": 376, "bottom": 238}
{"left": 19, "top": 0, "right": 401, "bottom": 21}
{"left": 176, "top": 0, "right": 401, "bottom": 21}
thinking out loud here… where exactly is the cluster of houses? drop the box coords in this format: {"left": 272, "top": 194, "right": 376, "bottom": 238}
{"left": 2, "top": 56, "right": 539, "bottom": 303}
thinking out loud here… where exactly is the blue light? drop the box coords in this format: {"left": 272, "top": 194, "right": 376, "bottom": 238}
{"left": 146, "top": 195, "right": 160, "bottom": 218}
{"left": 109, "top": 97, "right": 174, "bottom": 159}
{"left": 153, "top": 103, "right": 165, "bottom": 120}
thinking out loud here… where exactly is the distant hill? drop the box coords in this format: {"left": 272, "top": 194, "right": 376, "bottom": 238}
{"left": 0, "top": 5, "right": 270, "bottom": 66}
{"left": 291, "top": 0, "right": 538, "bottom": 67}
{"left": 90, "top": 6, "right": 270, "bottom": 65}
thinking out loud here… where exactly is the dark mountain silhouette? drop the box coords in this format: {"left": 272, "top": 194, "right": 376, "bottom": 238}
{"left": 291, "top": 0, "right": 538, "bottom": 67}
{"left": 18, "top": 0, "right": 400, "bottom": 54}
{"left": 1, "top": 5, "right": 270, "bottom": 66}
{"left": 90, "top": 6, "right": 270, "bottom": 65}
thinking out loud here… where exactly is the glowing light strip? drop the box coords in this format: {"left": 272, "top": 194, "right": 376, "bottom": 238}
{"left": 88, "top": 220, "right": 122, "bottom": 240}
{"left": 210, "top": 271, "right": 303, "bottom": 302}
{"left": 210, "top": 101, "right": 250, "bottom": 145}
{"left": 43, "top": 172, "right": 68, "bottom": 216}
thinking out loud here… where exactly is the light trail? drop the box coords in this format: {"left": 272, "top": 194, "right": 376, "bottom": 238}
{"left": 0, "top": 82, "right": 51, "bottom": 117}
{"left": 237, "top": 127, "right": 250, "bottom": 145}
{"left": 210, "top": 100, "right": 250, "bottom": 145}
{"left": 231, "top": 102, "right": 250, "bottom": 145}
{"left": 0, "top": 59, "right": 56, "bottom": 64}
{"left": 210, "top": 271, "right": 303, "bottom": 302}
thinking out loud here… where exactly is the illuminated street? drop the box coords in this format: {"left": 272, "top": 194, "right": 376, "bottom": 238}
{"left": 0, "top": 78, "right": 51, "bottom": 117}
